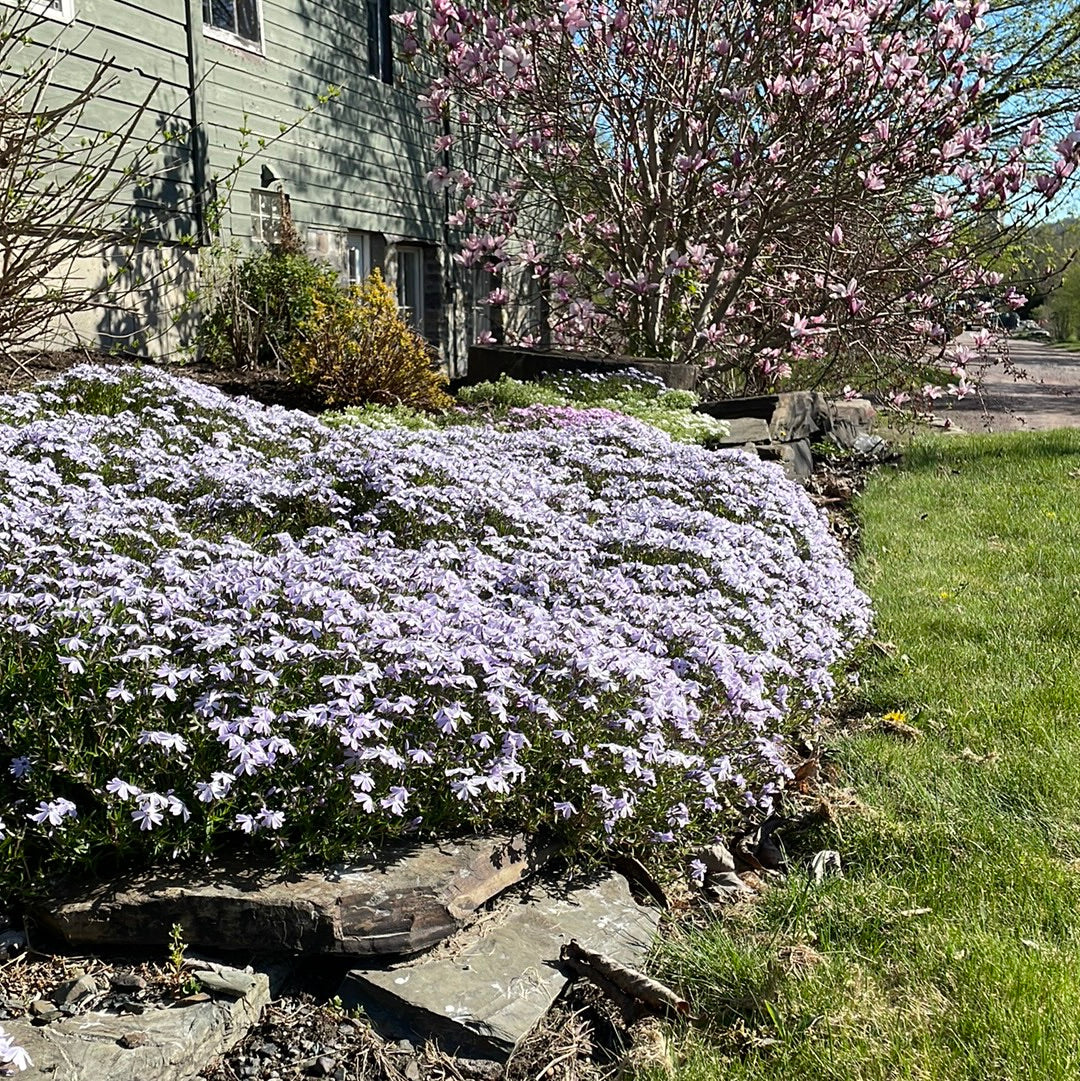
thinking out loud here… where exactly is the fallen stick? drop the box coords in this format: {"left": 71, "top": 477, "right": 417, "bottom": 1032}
{"left": 559, "top": 940, "right": 690, "bottom": 1016}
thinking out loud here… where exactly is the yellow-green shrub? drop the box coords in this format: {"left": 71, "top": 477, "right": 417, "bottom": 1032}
{"left": 289, "top": 270, "right": 453, "bottom": 411}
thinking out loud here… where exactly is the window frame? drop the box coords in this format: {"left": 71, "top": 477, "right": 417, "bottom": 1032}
{"left": 366, "top": 0, "right": 393, "bottom": 84}
{"left": 346, "top": 232, "right": 374, "bottom": 287}
{"left": 203, "top": 0, "right": 264, "bottom": 54}
{"left": 250, "top": 187, "right": 287, "bottom": 245}
{"left": 18, "top": 0, "right": 76, "bottom": 23}
{"left": 396, "top": 245, "right": 425, "bottom": 333}
{"left": 470, "top": 267, "right": 492, "bottom": 344}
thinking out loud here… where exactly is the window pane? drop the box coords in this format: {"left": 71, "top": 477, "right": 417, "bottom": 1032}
{"left": 366, "top": 0, "right": 392, "bottom": 82}
{"left": 366, "top": 0, "right": 380, "bottom": 77}
{"left": 237, "top": 0, "right": 260, "bottom": 42}
{"left": 347, "top": 233, "right": 371, "bottom": 285}
{"left": 379, "top": 0, "right": 393, "bottom": 83}
{"left": 397, "top": 249, "right": 424, "bottom": 332}
{"left": 209, "top": 0, "right": 236, "bottom": 33}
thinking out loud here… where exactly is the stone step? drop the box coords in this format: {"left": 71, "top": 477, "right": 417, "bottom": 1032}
{"left": 707, "top": 416, "right": 772, "bottom": 445}
{"left": 39, "top": 835, "right": 547, "bottom": 957}
{"left": 3, "top": 961, "right": 270, "bottom": 1081}
{"left": 339, "top": 872, "right": 660, "bottom": 1061}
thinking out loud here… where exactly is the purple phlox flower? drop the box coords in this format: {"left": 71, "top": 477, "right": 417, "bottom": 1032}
{"left": 28, "top": 798, "right": 77, "bottom": 827}
{"left": 195, "top": 771, "right": 234, "bottom": 802}
{"left": 106, "top": 681, "right": 135, "bottom": 704}
{"left": 689, "top": 858, "right": 708, "bottom": 886}
{"left": 138, "top": 730, "right": 188, "bottom": 755}
{"left": 8, "top": 757, "right": 30, "bottom": 779}
{"left": 131, "top": 792, "right": 167, "bottom": 830}
{"left": 380, "top": 785, "right": 411, "bottom": 815}
{"left": 553, "top": 800, "right": 577, "bottom": 819}
{"left": 0, "top": 1022, "right": 32, "bottom": 1071}
{"left": 447, "top": 768, "right": 484, "bottom": 801}
{"left": 235, "top": 813, "right": 259, "bottom": 834}
{"left": 166, "top": 793, "right": 190, "bottom": 822}
{"left": 434, "top": 702, "right": 471, "bottom": 734}
{"left": 106, "top": 777, "right": 141, "bottom": 801}
{"left": 350, "top": 770, "right": 375, "bottom": 793}
{"left": 256, "top": 807, "right": 285, "bottom": 830}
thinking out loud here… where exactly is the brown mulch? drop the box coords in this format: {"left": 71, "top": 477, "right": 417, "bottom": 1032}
{"left": 0, "top": 348, "right": 125, "bottom": 392}
{"left": 195, "top": 981, "right": 625, "bottom": 1081}
{"left": 0, "top": 927, "right": 200, "bottom": 1026}
{"left": 178, "top": 363, "right": 329, "bottom": 413}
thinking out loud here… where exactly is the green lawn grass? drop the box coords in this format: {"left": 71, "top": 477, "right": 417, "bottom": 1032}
{"left": 645, "top": 430, "right": 1080, "bottom": 1081}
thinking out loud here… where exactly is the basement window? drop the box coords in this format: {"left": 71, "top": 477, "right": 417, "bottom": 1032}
{"left": 396, "top": 246, "right": 425, "bottom": 333}
{"left": 251, "top": 188, "right": 287, "bottom": 245}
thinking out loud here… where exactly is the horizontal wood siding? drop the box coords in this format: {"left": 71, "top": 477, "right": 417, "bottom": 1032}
{"left": 5, "top": 1, "right": 198, "bottom": 240}
{"left": 200, "top": 0, "right": 442, "bottom": 248}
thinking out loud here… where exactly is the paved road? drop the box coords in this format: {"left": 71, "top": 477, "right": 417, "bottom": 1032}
{"left": 941, "top": 336, "right": 1080, "bottom": 432}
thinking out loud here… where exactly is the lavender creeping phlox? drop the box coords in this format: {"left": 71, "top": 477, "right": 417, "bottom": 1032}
{"left": 0, "top": 366, "right": 871, "bottom": 884}
{"left": 0, "top": 1024, "right": 30, "bottom": 1074}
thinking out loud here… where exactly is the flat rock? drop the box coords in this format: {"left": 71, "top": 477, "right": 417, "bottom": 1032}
{"left": 38, "top": 836, "right": 544, "bottom": 957}
{"left": 5, "top": 963, "right": 269, "bottom": 1081}
{"left": 770, "top": 391, "right": 832, "bottom": 442}
{"left": 708, "top": 416, "right": 772, "bottom": 445}
{"left": 829, "top": 398, "right": 876, "bottom": 448}
{"left": 340, "top": 872, "right": 660, "bottom": 1060}
{"left": 694, "top": 395, "right": 779, "bottom": 420}
{"left": 778, "top": 438, "right": 814, "bottom": 479}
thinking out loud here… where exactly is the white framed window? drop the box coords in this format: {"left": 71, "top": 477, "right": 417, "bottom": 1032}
{"left": 471, "top": 267, "right": 492, "bottom": 344}
{"left": 346, "top": 232, "right": 373, "bottom": 286}
{"left": 203, "top": 0, "right": 262, "bottom": 51}
{"left": 20, "top": 0, "right": 75, "bottom": 22}
{"left": 250, "top": 188, "right": 286, "bottom": 244}
{"left": 396, "top": 246, "right": 425, "bottom": 332}
{"left": 366, "top": 0, "right": 392, "bottom": 83}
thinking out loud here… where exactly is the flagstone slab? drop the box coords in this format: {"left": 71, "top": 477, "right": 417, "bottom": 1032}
{"left": 5, "top": 962, "right": 269, "bottom": 1081}
{"left": 39, "top": 835, "right": 544, "bottom": 957}
{"left": 339, "top": 872, "right": 660, "bottom": 1060}
{"left": 707, "top": 417, "right": 773, "bottom": 445}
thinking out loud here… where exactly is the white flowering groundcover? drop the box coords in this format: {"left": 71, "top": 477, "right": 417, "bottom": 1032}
{"left": 0, "top": 366, "right": 870, "bottom": 891}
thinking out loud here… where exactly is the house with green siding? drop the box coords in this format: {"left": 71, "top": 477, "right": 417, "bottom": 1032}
{"left": 15, "top": 0, "right": 486, "bottom": 374}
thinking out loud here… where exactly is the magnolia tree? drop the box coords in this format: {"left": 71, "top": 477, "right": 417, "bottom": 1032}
{"left": 409, "top": 0, "right": 1080, "bottom": 399}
